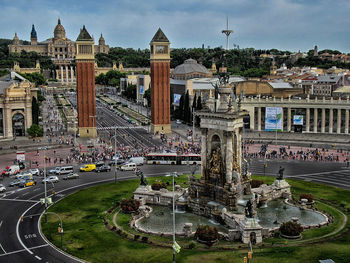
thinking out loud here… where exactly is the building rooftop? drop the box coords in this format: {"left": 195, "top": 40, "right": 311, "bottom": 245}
{"left": 317, "top": 75, "right": 341, "bottom": 83}
{"left": 76, "top": 25, "right": 93, "bottom": 41}
{"left": 173, "top": 59, "right": 211, "bottom": 75}
{"left": 151, "top": 28, "right": 169, "bottom": 43}
{"left": 268, "top": 82, "right": 294, "bottom": 89}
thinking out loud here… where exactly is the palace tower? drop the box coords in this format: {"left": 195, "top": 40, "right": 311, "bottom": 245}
{"left": 75, "top": 26, "right": 96, "bottom": 138}
{"left": 150, "top": 28, "right": 171, "bottom": 134}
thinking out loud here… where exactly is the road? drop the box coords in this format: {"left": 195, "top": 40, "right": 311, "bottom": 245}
{"left": 0, "top": 164, "right": 192, "bottom": 263}
{"left": 248, "top": 158, "right": 350, "bottom": 189}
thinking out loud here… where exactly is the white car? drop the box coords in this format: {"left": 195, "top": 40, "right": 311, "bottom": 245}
{"left": 0, "top": 184, "right": 6, "bottom": 193}
{"left": 28, "top": 168, "right": 40, "bottom": 176}
{"left": 42, "top": 176, "right": 59, "bottom": 184}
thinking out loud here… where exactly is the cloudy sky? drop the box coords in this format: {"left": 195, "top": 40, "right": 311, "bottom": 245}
{"left": 1, "top": 0, "right": 350, "bottom": 52}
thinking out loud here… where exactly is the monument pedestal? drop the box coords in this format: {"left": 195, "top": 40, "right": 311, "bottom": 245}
{"left": 240, "top": 217, "right": 263, "bottom": 244}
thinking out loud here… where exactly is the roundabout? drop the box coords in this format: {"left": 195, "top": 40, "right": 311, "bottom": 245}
{"left": 41, "top": 175, "right": 350, "bottom": 263}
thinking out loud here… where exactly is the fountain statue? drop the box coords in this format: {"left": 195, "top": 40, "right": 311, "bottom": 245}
{"left": 137, "top": 171, "right": 148, "bottom": 186}
{"left": 277, "top": 166, "right": 285, "bottom": 180}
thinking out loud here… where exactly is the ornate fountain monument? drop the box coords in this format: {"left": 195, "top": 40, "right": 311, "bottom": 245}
{"left": 132, "top": 73, "right": 328, "bottom": 245}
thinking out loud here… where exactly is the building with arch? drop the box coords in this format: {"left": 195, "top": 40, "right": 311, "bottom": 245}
{"left": 0, "top": 72, "right": 37, "bottom": 139}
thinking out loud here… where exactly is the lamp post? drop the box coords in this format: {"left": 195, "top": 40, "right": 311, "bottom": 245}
{"left": 166, "top": 171, "right": 178, "bottom": 263}
{"left": 111, "top": 127, "right": 118, "bottom": 183}
{"left": 89, "top": 115, "right": 97, "bottom": 161}
{"left": 38, "top": 146, "right": 48, "bottom": 222}
{"left": 45, "top": 212, "right": 63, "bottom": 249}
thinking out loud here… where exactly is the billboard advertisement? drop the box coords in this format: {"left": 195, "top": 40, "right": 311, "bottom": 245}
{"left": 139, "top": 85, "right": 144, "bottom": 95}
{"left": 265, "top": 107, "right": 282, "bottom": 131}
{"left": 293, "top": 115, "right": 304, "bottom": 125}
{"left": 173, "top": 94, "right": 182, "bottom": 106}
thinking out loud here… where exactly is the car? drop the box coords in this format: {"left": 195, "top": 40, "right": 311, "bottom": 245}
{"left": 16, "top": 171, "right": 33, "bottom": 180}
{"left": 0, "top": 184, "right": 6, "bottom": 193}
{"left": 19, "top": 179, "right": 36, "bottom": 188}
{"left": 96, "top": 165, "right": 111, "bottom": 173}
{"left": 42, "top": 176, "right": 59, "bottom": 183}
{"left": 9, "top": 179, "right": 23, "bottom": 187}
{"left": 120, "top": 162, "right": 137, "bottom": 171}
{"left": 80, "top": 164, "right": 96, "bottom": 172}
{"left": 28, "top": 168, "right": 40, "bottom": 176}
{"left": 49, "top": 167, "right": 61, "bottom": 174}
{"left": 176, "top": 119, "right": 181, "bottom": 124}
{"left": 63, "top": 173, "right": 79, "bottom": 180}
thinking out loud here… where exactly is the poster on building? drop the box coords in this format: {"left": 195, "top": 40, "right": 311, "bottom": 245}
{"left": 173, "top": 94, "right": 182, "bottom": 106}
{"left": 265, "top": 107, "right": 282, "bottom": 131}
{"left": 16, "top": 151, "right": 25, "bottom": 161}
{"left": 139, "top": 85, "right": 144, "bottom": 95}
{"left": 293, "top": 115, "right": 304, "bottom": 125}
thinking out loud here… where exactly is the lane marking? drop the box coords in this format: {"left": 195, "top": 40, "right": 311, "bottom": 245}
{"left": 35, "top": 255, "right": 42, "bottom": 260}
{"left": 0, "top": 198, "right": 39, "bottom": 203}
{"left": 0, "top": 243, "right": 7, "bottom": 254}
{"left": 0, "top": 221, "right": 2, "bottom": 228}
{"left": 16, "top": 202, "right": 41, "bottom": 255}
{"left": 0, "top": 244, "right": 49, "bottom": 257}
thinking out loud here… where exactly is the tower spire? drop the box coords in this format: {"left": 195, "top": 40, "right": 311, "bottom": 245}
{"left": 221, "top": 16, "right": 233, "bottom": 50}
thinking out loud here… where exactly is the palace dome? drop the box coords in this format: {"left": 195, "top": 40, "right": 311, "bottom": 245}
{"left": 54, "top": 18, "right": 66, "bottom": 40}
{"left": 173, "top": 59, "right": 210, "bottom": 75}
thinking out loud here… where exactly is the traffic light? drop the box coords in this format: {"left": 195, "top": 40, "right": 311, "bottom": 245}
{"left": 20, "top": 216, "right": 23, "bottom": 222}
{"left": 52, "top": 189, "right": 56, "bottom": 195}
{"left": 244, "top": 256, "right": 247, "bottom": 263}
{"left": 58, "top": 226, "right": 61, "bottom": 233}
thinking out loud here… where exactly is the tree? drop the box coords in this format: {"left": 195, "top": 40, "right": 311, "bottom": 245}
{"left": 27, "top": 124, "right": 43, "bottom": 137}
{"left": 19, "top": 72, "right": 47, "bottom": 86}
{"left": 123, "top": 84, "right": 136, "bottom": 101}
{"left": 184, "top": 90, "right": 191, "bottom": 123}
{"left": 197, "top": 95, "right": 202, "bottom": 110}
{"left": 192, "top": 93, "right": 197, "bottom": 110}
{"left": 31, "top": 97, "right": 39, "bottom": 125}
{"left": 143, "top": 88, "right": 151, "bottom": 106}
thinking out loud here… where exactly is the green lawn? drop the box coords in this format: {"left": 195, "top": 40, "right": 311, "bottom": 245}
{"left": 41, "top": 175, "right": 350, "bottom": 263}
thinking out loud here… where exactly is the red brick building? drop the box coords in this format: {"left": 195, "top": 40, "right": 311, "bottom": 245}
{"left": 75, "top": 26, "right": 97, "bottom": 138}
{"left": 150, "top": 28, "right": 171, "bottom": 134}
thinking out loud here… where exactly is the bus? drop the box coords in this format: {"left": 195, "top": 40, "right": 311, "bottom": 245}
{"left": 146, "top": 152, "right": 201, "bottom": 165}
{"left": 180, "top": 154, "right": 201, "bottom": 165}
{"left": 146, "top": 152, "right": 178, "bottom": 165}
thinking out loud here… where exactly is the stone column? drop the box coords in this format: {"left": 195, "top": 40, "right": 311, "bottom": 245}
{"left": 345, "top": 110, "right": 349, "bottom": 134}
{"left": 313, "top": 108, "right": 318, "bottom": 133}
{"left": 225, "top": 132, "right": 233, "bottom": 184}
{"left": 287, "top": 108, "right": 291, "bottom": 132}
{"left": 65, "top": 65, "right": 69, "bottom": 84}
{"left": 280, "top": 108, "right": 284, "bottom": 132}
{"left": 337, "top": 109, "right": 341, "bottom": 134}
{"left": 4, "top": 106, "right": 13, "bottom": 138}
{"left": 60, "top": 66, "right": 63, "bottom": 83}
{"left": 249, "top": 108, "right": 255, "bottom": 130}
{"left": 70, "top": 66, "right": 74, "bottom": 83}
{"left": 201, "top": 129, "right": 207, "bottom": 179}
{"left": 329, "top": 109, "right": 333, "bottom": 133}
{"left": 257, "top": 107, "right": 261, "bottom": 131}
{"left": 306, "top": 108, "right": 310, "bottom": 132}
{"left": 321, "top": 108, "right": 326, "bottom": 133}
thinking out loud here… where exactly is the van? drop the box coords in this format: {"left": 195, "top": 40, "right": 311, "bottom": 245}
{"left": 56, "top": 166, "right": 74, "bottom": 175}
{"left": 127, "top": 157, "right": 144, "bottom": 166}
{"left": 80, "top": 164, "right": 96, "bottom": 172}
{"left": 2, "top": 165, "right": 20, "bottom": 176}
{"left": 120, "top": 162, "right": 137, "bottom": 171}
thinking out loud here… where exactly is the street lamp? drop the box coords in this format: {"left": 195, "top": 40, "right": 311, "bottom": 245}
{"left": 111, "top": 127, "right": 118, "bottom": 183}
{"left": 38, "top": 146, "right": 48, "bottom": 222}
{"left": 45, "top": 212, "right": 63, "bottom": 249}
{"left": 165, "top": 172, "right": 178, "bottom": 263}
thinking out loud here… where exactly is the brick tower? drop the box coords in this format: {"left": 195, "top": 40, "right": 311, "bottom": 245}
{"left": 150, "top": 28, "right": 171, "bottom": 134}
{"left": 75, "top": 25, "right": 97, "bottom": 138}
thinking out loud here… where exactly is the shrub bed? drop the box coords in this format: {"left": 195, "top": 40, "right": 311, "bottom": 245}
{"left": 151, "top": 181, "right": 167, "bottom": 191}
{"left": 120, "top": 198, "right": 140, "bottom": 213}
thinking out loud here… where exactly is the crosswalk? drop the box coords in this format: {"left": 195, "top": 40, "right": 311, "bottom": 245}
{"left": 97, "top": 126, "right": 145, "bottom": 131}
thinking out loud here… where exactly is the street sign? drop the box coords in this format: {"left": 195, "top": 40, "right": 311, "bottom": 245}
{"left": 173, "top": 241, "right": 181, "bottom": 253}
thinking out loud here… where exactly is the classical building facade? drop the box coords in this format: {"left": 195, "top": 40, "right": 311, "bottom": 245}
{"left": 241, "top": 95, "right": 350, "bottom": 134}
{"left": 8, "top": 19, "right": 109, "bottom": 66}
{"left": 150, "top": 28, "right": 171, "bottom": 134}
{"left": 0, "top": 72, "right": 37, "bottom": 139}
{"left": 75, "top": 26, "right": 97, "bottom": 138}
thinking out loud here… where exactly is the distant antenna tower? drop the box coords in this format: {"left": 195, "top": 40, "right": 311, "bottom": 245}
{"left": 221, "top": 17, "right": 233, "bottom": 50}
